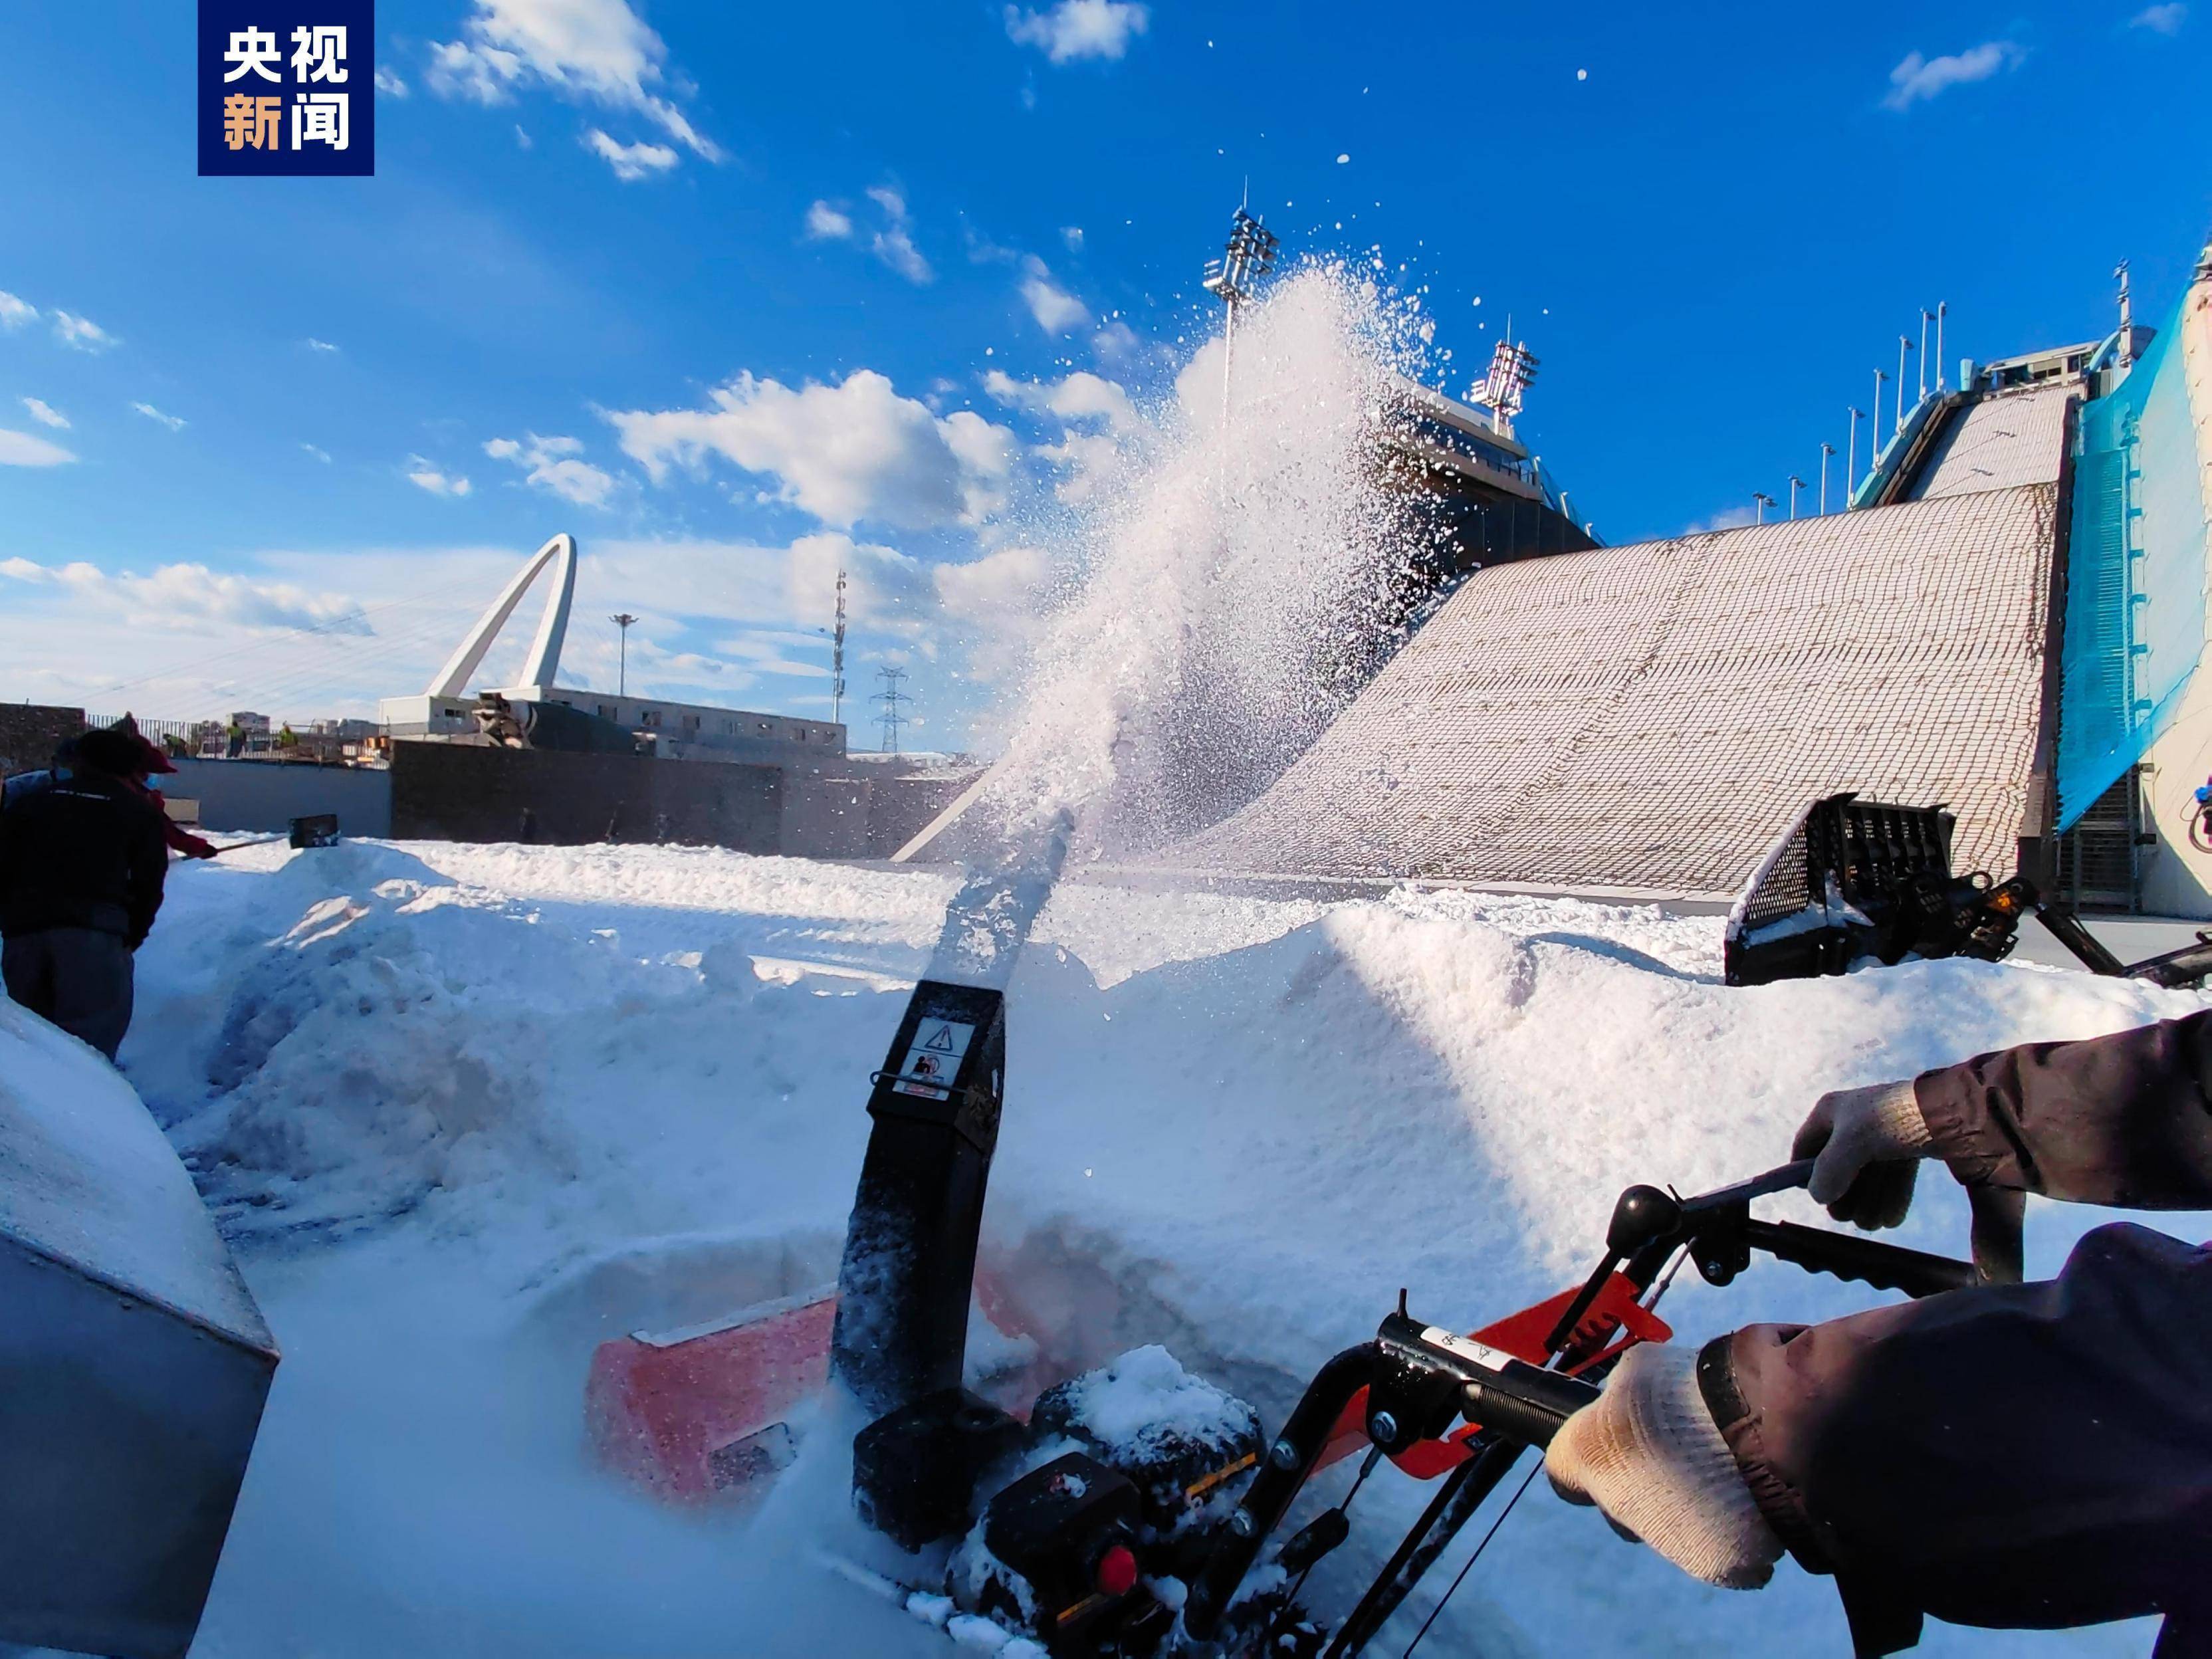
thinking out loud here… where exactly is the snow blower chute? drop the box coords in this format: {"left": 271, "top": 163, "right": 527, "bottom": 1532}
{"left": 588, "top": 840, "right": 1065, "bottom": 1506}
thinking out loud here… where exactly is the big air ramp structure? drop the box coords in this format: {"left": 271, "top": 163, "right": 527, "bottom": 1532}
{"left": 1147, "top": 391, "right": 2072, "bottom": 903}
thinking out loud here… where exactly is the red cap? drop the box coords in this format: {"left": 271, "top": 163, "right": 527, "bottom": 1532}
{"left": 1095, "top": 1544, "right": 1139, "bottom": 1599}
{"left": 137, "top": 736, "right": 178, "bottom": 775}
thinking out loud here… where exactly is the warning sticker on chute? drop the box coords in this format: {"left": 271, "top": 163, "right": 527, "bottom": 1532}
{"left": 898, "top": 1019, "right": 974, "bottom": 1090}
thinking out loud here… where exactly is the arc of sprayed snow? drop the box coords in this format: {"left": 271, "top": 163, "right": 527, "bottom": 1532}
{"left": 921, "top": 807, "right": 1074, "bottom": 990}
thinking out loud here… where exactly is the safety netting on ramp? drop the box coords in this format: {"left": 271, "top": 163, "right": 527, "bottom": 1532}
{"left": 1147, "top": 486, "right": 2058, "bottom": 899}
{"left": 2056, "top": 296, "right": 2211, "bottom": 830}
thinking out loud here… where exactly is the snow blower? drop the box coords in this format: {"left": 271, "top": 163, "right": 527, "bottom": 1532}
{"left": 833, "top": 1152, "right": 1993, "bottom": 1659}
{"left": 1723, "top": 792, "right": 2212, "bottom": 990}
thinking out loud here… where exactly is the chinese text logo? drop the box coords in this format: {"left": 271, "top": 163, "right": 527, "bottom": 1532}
{"left": 199, "top": 4, "right": 375, "bottom": 177}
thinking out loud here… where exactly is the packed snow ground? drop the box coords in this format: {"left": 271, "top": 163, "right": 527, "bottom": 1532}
{"left": 94, "top": 839, "right": 2199, "bottom": 1656}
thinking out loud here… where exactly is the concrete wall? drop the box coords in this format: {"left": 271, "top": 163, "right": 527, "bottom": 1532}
{"left": 770, "top": 771, "right": 982, "bottom": 859}
{"left": 0, "top": 704, "right": 86, "bottom": 778}
{"left": 162, "top": 758, "right": 393, "bottom": 837}
{"left": 2137, "top": 269, "right": 2212, "bottom": 917}
{"left": 389, "top": 740, "right": 782, "bottom": 851}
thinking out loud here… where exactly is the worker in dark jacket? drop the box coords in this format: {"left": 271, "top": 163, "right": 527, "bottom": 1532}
{"left": 1547, "top": 1012, "right": 2212, "bottom": 1652}
{"left": 0, "top": 726, "right": 170, "bottom": 1059}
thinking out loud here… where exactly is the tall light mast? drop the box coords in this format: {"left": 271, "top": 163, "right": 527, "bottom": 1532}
{"left": 831, "top": 568, "right": 847, "bottom": 726}
{"left": 1199, "top": 204, "right": 1280, "bottom": 423}
{"left": 609, "top": 612, "right": 638, "bottom": 697}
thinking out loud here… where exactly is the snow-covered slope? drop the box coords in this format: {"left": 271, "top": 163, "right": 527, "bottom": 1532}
{"left": 111, "top": 840, "right": 2187, "bottom": 1658}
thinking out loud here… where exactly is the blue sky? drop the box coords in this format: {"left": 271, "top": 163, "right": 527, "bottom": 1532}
{"left": 2, "top": 0, "right": 2208, "bottom": 743}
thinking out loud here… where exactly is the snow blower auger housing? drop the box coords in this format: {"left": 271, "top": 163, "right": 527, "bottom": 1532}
{"left": 1723, "top": 794, "right": 2033, "bottom": 986}
{"left": 1727, "top": 792, "right": 2212, "bottom": 990}
{"left": 841, "top": 1135, "right": 1993, "bottom": 1658}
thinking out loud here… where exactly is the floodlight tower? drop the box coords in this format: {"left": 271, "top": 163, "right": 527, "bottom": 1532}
{"left": 1847, "top": 407, "right": 1864, "bottom": 495}
{"left": 1918, "top": 310, "right": 1934, "bottom": 401}
{"left": 1872, "top": 370, "right": 1890, "bottom": 459}
{"left": 1935, "top": 302, "right": 1948, "bottom": 391}
{"left": 831, "top": 568, "right": 847, "bottom": 726}
{"left": 1819, "top": 443, "right": 1836, "bottom": 514}
{"left": 609, "top": 612, "right": 639, "bottom": 697}
{"left": 1895, "top": 335, "right": 1914, "bottom": 436}
{"left": 1476, "top": 336, "right": 1540, "bottom": 441}
{"left": 1787, "top": 477, "right": 1806, "bottom": 520}
{"left": 1200, "top": 204, "right": 1281, "bottom": 422}
{"left": 1753, "top": 491, "right": 1775, "bottom": 525}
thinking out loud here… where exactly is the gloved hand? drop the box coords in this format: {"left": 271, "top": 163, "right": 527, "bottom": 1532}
{"left": 1792, "top": 1079, "right": 1933, "bottom": 1229}
{"left": 1545, "top": 1344, "right": 1782, "bottom": 1589}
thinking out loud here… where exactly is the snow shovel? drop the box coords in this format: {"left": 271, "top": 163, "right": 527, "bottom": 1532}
{"left": 211, "top": 814, "right": 341, "bottom": 853}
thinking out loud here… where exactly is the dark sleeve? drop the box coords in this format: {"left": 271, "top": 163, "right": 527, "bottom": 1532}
{"left": 1706, "top": 1224, "right": 2212, "bottom": 1640}
{"left": 1912, "top": 1009, "right": 2212, "bottom": 1208}
{"left": 124, "top": 800, "right": 167, "bottom": 947}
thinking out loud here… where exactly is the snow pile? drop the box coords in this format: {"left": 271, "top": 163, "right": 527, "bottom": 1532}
{"left": 92, "top": 842, "right": 2184, "bottom": 1657}
{"left": 0, "top": 992, "right": 267, "bottom": 1346}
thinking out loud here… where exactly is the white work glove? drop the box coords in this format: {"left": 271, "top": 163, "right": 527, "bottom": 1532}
{"left": 1545, "top": 1344, "right": 1782, "bottom": 1590}
{"left": 1792, "top": 1079, "right": 1934, "bottom": 1230}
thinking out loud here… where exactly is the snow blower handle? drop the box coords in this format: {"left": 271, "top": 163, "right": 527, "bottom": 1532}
{"left": 1370, "top": 1312, "right": 1599, "bottom": 1450}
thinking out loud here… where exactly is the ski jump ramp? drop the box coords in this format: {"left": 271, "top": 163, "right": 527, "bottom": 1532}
{"left": 1147, "top": 477, "right": 2062, "bottom": 903}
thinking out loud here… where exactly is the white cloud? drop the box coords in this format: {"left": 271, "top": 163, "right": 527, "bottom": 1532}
{"left": 984, "top": 370, "right": 1141, "bottom": 503}
{"left": 1004, "top": 0, "right": 1150, "bottom": 63}
{"left": 407, "top": 457, "right": 474, "bottom": 497}
{"left": 514, "top": 123, "right": 535, "bottom": 148}
{"left": 53, "top": 310, "right": 118, "bottom": 352}
{"left": 302, "top": 443, "right": 333, "bottom": 463}
{"left": 0, "top": 292, "right": 35, "bottom": 330}
{"left": 2132, "top": 3, "right": 2187, "bottom": 32}
{"left": 863, "top": 186, "right": 933, "bottom": 284}
{"left": 805, "top": 199, "right": 855, "bottom": 240}
{"left": 306, "top": 336, "right": 340, "bottom": 352}
{"left": 374, "top": 64, "right": 410, "bottom": 96}
{"left": 427, "top": 0, "right": 720, "bottom": 162}
{"left": 21, "top": 397, "right": 68, "bottom": 429}
{"left": 1882, "top": 41, "right": 2025, "bottom": 110}
{"left": 1092, "top": 318, "right": 1142, "bottom": 364}
{"left": 131, "top": 401, "right": 185, "bottom": 431}
{"left": 483, "top": 431, "right": 618, "bottom": 506}
{"left": 984, "top": 368, "right": 1139, "bottom": 433}
{"left": 1018, "top": 255, "right": 1091, "bottom": 334}
{"left": 808, "top": 190, "right": 933, "bottom": 282}
{"left": 786, "top": 530, "right": 931, "bottom": 634}
{"left": 0, "top": 556, "right": 372, "bottom": 635}
{"left": 582, "top": 128, "right": 679, "bottom": 180}
{"left": 1060, "top": 225, "right": 1083, "bottom": 251}
{"left": 607, "top": 368, "right": 1016, "bottom": 530}
{"left": 0, "top": 429, "right": 75, "bottom": 467}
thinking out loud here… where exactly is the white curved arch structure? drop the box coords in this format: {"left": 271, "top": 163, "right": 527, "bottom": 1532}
{"left": 425, "top": 532, "right": 577, "bottom": 697}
